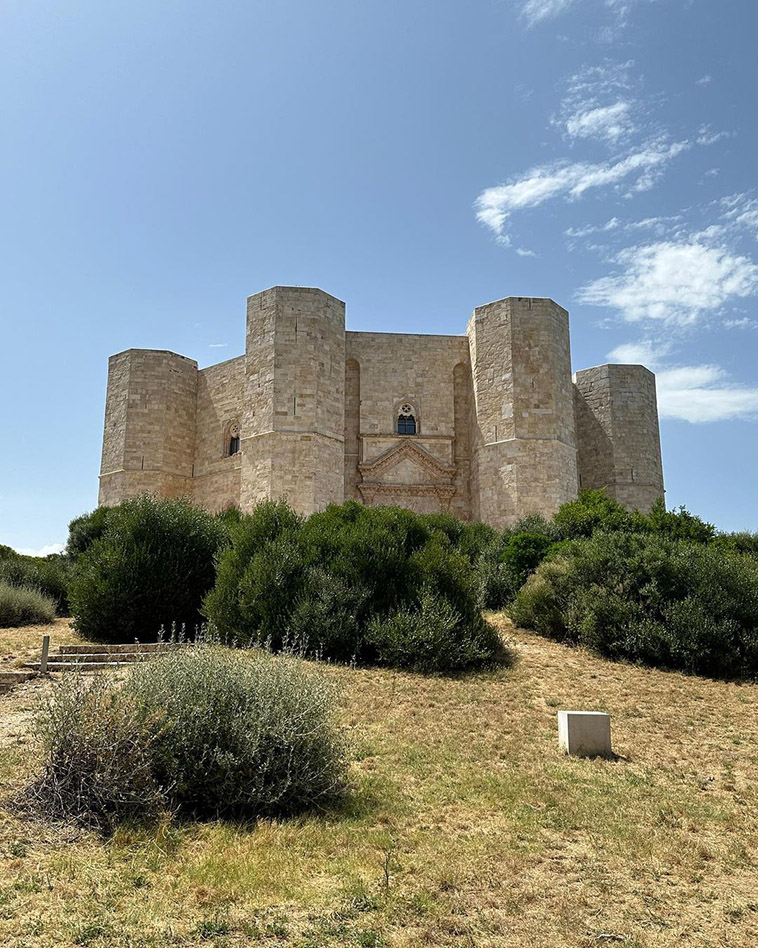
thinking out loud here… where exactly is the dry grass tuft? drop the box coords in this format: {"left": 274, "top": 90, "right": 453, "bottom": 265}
{"left": 0, "top": 615, "right": 756, "bottom": 946}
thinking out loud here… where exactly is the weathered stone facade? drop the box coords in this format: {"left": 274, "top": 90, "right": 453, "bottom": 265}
{"left": 99, "top": 286, "right": 665, "bottom": 528}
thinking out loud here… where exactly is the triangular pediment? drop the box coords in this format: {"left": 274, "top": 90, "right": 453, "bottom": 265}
{"left": 359, "top": 440, "right": 456, "bottom": 486}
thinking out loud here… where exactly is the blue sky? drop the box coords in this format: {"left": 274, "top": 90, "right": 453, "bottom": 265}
{"left": 2, "top": 0, "right": 757, "bottom": 553}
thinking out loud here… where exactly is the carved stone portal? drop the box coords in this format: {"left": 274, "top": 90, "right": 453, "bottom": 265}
{"left": 358, "top": 440, "right": 457, "bottom": 515}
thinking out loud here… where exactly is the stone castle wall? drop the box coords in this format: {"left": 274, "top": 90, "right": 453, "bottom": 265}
{"left": 98, "top": 287, "right": 665, "bottom": 524}
{"left": 192, "top": 356, "right": 245, "bottom": 512}
{"left": 467, "top": 298, "right": 579, "bottom": 529}
{"left": 99, "top": 349, "right": 197, "bottom": 507}
{"left": 574, "top": 364, "right": 664, "bottom": 512}
{"left": 345, "top": 330, "right": 470, "bottom": 517}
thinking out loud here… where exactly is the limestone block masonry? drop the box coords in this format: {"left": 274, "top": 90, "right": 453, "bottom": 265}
{"left": 98, "top": 286, "right": 665, "bottom": 527}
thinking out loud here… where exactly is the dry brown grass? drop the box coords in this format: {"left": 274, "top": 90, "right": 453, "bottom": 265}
{"left": 0, "top": 618, "right": 83, "bottom": 672}
{"left": 0, "top": 615, "right": 756, "bottom": 947}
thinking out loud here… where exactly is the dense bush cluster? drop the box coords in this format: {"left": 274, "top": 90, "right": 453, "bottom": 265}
{"left": 0, "top": 580, "right": 56, "bottom": 627}
{"left": 0, "top": 554, "right": 73, "bottom": 617}
{"left": 69, "top": 496, "right": 229, "bottom": 641}
{"left": 66, "top": 505, "right": 112, "bottom": 558}
{"left": 25, "top": 646, "right": 348, "bottom": 832}
{"left": 205, "top": 501, "right": 503, "bottom": 672}
{"left": 6, "top": 486, "right": 749, "bottom": 678}
{"left": 511, "top": 532, "right": 758, "bottom": 678}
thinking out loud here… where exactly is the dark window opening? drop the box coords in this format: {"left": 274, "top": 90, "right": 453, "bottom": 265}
{"left": 397, "top": 414, "right": 416, "bottom": 435}
{"left": 229, "top": 435, "right": 240, "bottom": 455}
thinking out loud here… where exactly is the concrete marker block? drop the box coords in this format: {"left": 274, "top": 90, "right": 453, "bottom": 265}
{"left": 557, "top": 710, "right": 612, "bottom": 758}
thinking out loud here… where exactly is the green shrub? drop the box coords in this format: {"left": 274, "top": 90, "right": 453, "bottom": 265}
{"left": 645, "top": 498, "right": 716, "bottom": 543}
{"left": 0, "top": 581, "right": 56, "bottom": 627}
{"left": 205, "top": 501, "right": 502, "bottom": 672}
{"left": 367, "top": 587, "right": 502, "bottom": 673}
{"left": 202, "top": 500, "right": 304, "bottom": 643}
{"left": 69, "top": 495, "right": 228, "bottom": 642}
{"left": 552, "top": 489, "right": 639, "bottom": 539}
{"left": 473, "top": 522, "right": 558, "bottom": 610}
{"left": 66, "top": 506, "right": 113, "bottom": 558}
{"left": 714, "top": 531, "right": 758, "bottom": 555}
{"left": 510, "top": 532, "right": 758, "bottom": 679}
{"left": 0, "top": 555, "right": 73, "bottom": 615}
{"left": 25, "top": 646, "right": 348, "bottom": 831}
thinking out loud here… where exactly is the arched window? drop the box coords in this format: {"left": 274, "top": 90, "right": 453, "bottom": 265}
{"left": 397, "top": 403, "right": 417, "bottom": 435}
{"left": 226, "top": 421, "right": 241, "bottom": 456}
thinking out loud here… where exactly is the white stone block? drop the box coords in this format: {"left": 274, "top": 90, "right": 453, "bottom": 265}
{"left": 557, "top": 711, "right": 612, "bottom": 758}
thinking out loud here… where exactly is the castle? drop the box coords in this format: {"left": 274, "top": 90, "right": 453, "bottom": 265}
{"left": 99, "top": 286, "right": 664, "bottom": 529}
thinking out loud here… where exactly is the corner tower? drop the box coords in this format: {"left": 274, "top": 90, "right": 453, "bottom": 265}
{"left": 574, "top": 363, "right": 664, "bottom": 511}
{"left": 467, "top": 297, "right": 578, "bottom": 528}
{"left": 98, "top": 349, "right": 198, "bottom": 506}
{"left": 240, "top": 286, "right": 346, "bottom": 515}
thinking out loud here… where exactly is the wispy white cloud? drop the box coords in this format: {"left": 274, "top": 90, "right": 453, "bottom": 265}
{"left": 579, "top": 239, "right": 758, "bottom": 325}
{"left": 515, "top": 247, "right": 538, "bottom": 257}
{"left": 209, "top": 343, "right": 229, "bottom": 348}
{"left": 553, "top": 61, "right": 640, "bottom": 145}
{"left": 564, "top": 101, "right": 634, "bottom": 143}
{"left": 518, "top": 0, "right": 577, "bottom": 27}
{"left": 607, "top": 339, "right": 668, "bottom": 365}
{"left": 516, "top": 0, "right": 655, "bottom": 31}
{"left": 607, "top": 341, "right": 758, "bottom": 422}
{"left": 475, "top": 139, "right": 688, "bottom": 237}
{"left": 656, "top": 366, "right": 758, "bottom": 423}
{"left": 565, "top": 214, "right": 683, "bottom": 240}
{"left": 696, "top": 125, "right": 732, "bottom": 146}
{"left": 14, "top": 542, "right": 65, "bottom": 557}
{"left": 721, "top": 193, "right": 758, "bottom": 236}
{"left": 696, "top": 75, "right": 712, "bottom": 86}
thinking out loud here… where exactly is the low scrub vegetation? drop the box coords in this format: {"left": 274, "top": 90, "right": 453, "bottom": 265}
{"left": 511, "top": 531, "right": 758, "bottom": 678}
{"left": 0, "top": 554, "right": 73, "bottom": 617}
{"left": 69, "top": 496, "right": 229, "bottom": 642}
{"left": 0, "top": 580, "right": 56, "bottom": 627}
{"left": 204, "top": 501, "right": 503, "bottom": 672}
{"left": 24, "top": 646, "right": 348, "bottom": 833}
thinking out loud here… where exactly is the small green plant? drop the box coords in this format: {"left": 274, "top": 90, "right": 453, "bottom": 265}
{"left": 0, "top": 581, "right": 56, "bottom": 628}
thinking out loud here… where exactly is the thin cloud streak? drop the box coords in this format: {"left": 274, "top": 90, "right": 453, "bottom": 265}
{"left": 518, "top": 0, "right": 577, "bottom": 27}
{"left": 475, "top": 139, "right": 689, "bottom": 237}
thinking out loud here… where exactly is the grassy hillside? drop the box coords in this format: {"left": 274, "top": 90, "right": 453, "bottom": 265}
{"left": 0, "top": 616, "right": 756, "bottom": 946}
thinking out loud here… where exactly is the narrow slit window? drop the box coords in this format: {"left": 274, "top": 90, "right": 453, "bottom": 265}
{"left": 227, "top": 421, "right": 241, "bottom": 456}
